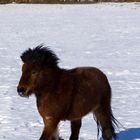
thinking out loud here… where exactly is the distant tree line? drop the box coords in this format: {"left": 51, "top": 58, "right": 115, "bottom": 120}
{"left": 0, "top": 0, "right": 140, "bottom": 4}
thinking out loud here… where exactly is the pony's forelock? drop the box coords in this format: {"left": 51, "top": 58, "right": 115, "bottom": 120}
{"left": 21, "top": 44, "right": 59, "bottom": 67}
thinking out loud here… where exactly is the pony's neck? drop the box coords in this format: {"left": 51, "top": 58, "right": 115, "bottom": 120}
{"left": 35, "top": 66, "right": 64, "bottom": 96}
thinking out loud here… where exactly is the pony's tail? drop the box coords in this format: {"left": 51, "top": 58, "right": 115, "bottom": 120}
{"left": 94, "top": 117, "right": 100, "bottom": 140}
{"left": 94, "top": 111, "right": 120, "bottom": 140}
{"left": 110, "top": 111, "right": 119, "bottom": 140}
{"left": 111, "top": 111, "right": 126, "bottom": 139}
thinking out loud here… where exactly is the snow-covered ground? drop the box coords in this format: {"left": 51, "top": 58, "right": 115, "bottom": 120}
{"left": 0, "top": 3, "right": 140, "bottom": 140}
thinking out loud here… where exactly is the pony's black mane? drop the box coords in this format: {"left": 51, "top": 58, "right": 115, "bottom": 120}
{"left": 21, "top": 44, "right": 59, "bottom": 67}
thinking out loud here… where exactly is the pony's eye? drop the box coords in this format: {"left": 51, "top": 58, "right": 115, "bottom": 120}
{"left": 32, "top": 71, "right": 37, "bottom": 75}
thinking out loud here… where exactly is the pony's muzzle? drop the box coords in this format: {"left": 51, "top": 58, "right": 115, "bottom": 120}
{"left": 17, "top": 86, "right": 27, "bottom": 97}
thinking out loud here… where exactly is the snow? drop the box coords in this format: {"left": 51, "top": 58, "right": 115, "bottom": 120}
{"left": 0, "top": 3, "right": 140, "bottom": 140}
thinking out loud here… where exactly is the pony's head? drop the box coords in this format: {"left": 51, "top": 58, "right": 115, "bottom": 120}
{"left": 17, "top": 44, "right": 59, "bottom": 97}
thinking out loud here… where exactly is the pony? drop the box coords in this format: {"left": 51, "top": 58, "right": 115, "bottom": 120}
{"left": 17, "top": 44, "right": 118, "bottom": 140}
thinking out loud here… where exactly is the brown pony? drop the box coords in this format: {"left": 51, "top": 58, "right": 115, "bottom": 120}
{"left": 17, "top": 45, "right": 118, "bottom": 140}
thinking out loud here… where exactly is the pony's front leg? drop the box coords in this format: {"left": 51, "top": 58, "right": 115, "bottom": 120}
{"left": 39, "top": 117, "right": 60, "bottom": 140}
{"left": 69, "top": 119, "right": 82, "bottom": 140}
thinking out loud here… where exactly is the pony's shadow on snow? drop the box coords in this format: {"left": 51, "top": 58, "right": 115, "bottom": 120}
{"left": 99, "top": 128, "right": 140, "bottom": 140}
{"left": 117, "top": 128, "right": 140, "bottom": 140}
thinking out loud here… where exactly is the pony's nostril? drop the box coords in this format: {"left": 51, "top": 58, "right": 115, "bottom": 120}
{"left": 17, "top": 87, "right": 25, "bottom": 93}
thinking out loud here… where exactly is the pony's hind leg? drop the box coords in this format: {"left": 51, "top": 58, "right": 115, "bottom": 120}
{"left": 69, "top": 119, "right": 82, "bottom": 140}
{"left": 93, "top": 108, "right": 116, "bottom": 140}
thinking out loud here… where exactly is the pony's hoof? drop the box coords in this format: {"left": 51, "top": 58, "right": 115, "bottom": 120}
{"left": 59, "top": 137, "right": 64, "bottom": 140}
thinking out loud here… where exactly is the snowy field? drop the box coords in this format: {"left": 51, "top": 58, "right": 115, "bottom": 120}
{"left": 0, "top": 3, "right": 140, "bottom": 140}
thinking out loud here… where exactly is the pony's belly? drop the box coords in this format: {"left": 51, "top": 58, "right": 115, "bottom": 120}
{"left": 67, "top": 113, "right": 89, "bottom": 121}
{"left": 66, "top": 101, "right": 96, "bottom": 120}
